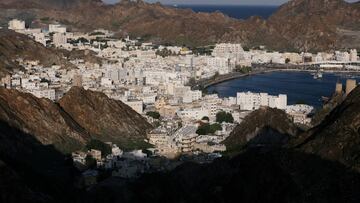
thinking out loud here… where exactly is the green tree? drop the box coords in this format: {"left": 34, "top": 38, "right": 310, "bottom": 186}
{"left": 196, "top": 124, "right": 209, "bottom": 135}
{"left": 235, "top": 66, "right": 252, "bottom": 74}
{"left": 146, "top": 111, "right": 161, "bottom": 119}
{"left": 196, "top": 123, "right": 223, "bottom": 135}
{"left": 209, "top": 123, "right": 222, "bottom": 132}
{"left": 216, "top": 111, "right": 234, "bottom": 123}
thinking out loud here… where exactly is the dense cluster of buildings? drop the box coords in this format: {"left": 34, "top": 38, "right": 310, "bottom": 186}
{"left": 2, "top": 19, "right": 359, "bottom": 180}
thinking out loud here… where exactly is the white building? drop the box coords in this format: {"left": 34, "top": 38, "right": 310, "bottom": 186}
{"left": 53, "top": 33, "right": 67, "bottom": 46}
{"left": 236, "top": 92, "right": 287, "bottom": 111}
{"left": 212, "top": 43, "right": 244, "bottom": 58}
{"left": 49, "top": 24, "right": 66, "bottom": 33}
{"left": 31, "top": 89, "right": 56, "bottom": 101}
{"left": 8, "top": 19, "right": 25, "bottom": 31}
{"left": 207, "top": 57, "right": 230, "bottom": 75}
{"left": 33, "top": 33, "right": 46, "bottom": 46}
{"left": 177, "top": 107, "right": 209, "bottom": 121}
{"left": 173, "top": 125, "right": 199, "bottom": 152}
{"left": 286, "top": 104, "right": 314, "bottom": 124}
{"left": 335, "top": 51, "right": 350, "bottom": 62}
{"left": 183, "top": 90, "right": 202, "bottom": 103}
{"left": 350, "top": 49, "right": 358, "bottom": 62}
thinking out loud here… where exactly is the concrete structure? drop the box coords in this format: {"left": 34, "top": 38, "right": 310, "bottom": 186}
{"left": 335, "top": 82, "right": 343, "bottom": 94}
{"left": 177, "top": 107, "right": 209, "bottom": 121}
{"left": 346, "top": 79, "right": 357, "bottom": 96}
{"left": 236, "top": 92, "right": 287, "bottom": 111}
{"left": 8, "top": 19, "right": 25, "bottom": 31}
{"left": 212, "top": 43, "right": 244, "bottom": 58}
{"left": 173, "top": 125, "right": 198, "bottom": 153}
{"left": 53, "top": 33, "right": 67, "bottom": 46}
{"left": 49, "top": 24, "right": 66, "bottom": 33}
{"left": 350, "top": 49, "right": 358, "bottom": 62}
{"left": 31, "top": 89, "right": 56, "bottom": 101}
{"left": 286, "top": 104, "right": 314, "bottom": 125}
{"left": 32, "top": 33, "right": 46, "bottom": 46}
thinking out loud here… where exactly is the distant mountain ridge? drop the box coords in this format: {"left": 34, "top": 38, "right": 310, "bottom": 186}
{"left": 0, "top": 0, "right": 359, "bottom": 51}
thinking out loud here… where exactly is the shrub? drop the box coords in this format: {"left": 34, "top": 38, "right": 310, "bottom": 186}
{"left": 216, "top": 111, "right": 234, "bottom": 123}
{"left": 196, "top": 123, "right": 223, "bottom": 135}
{"left": 146, "top": 111, "right": 161, "bottom": 119}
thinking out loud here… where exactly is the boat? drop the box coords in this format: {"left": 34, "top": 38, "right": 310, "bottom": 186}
{"left": 313, "top": 71, "right": 323, "bottom": 79}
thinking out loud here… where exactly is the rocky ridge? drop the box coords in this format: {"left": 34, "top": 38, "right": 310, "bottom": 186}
{"left": 0, "top": 87, "right": 152, "bottom": 153}
{"left": 294, "top": 86, "right": 360, "bottom": 171}
{"left": 223, "top": 107, "right": 300, "bottom": 153}
{"left": 59, "top": 87, "right": 152, "bottom": 150}
{"left": 0, "top": 0, "right": 359, "bottom": 51}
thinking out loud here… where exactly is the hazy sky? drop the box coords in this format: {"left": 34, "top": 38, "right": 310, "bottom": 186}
{"left": 104, "top": 0, "right": 358, "bottom": 5}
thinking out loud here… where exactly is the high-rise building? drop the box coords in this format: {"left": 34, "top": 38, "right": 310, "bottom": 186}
{"left": 212, "top": 43, "right": 244, "bottom": 58}
{"left": 236, "top": 92, "right": 287, "bottom": 111}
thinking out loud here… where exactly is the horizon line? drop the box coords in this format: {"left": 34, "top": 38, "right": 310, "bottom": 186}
{"left": 163, "top": 4, "right": 280, "bottom": 6}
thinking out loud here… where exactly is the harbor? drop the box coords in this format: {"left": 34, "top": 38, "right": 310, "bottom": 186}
{"left": 207, "top": 71, "right": 360, "bottom": 108}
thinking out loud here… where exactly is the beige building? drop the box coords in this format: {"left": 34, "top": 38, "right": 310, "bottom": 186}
{"left": 346, "top": 79, "right": 357, "bottom": 96}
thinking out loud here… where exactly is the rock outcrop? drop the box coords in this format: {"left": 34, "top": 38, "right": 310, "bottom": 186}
{"left": 223, "top": 107, "right": 299, "bottom": 153}
{"left": 59, "top": 87, "right": 152, "bottom": 150}
{"left": 294, "top": 86, "right": 360, "bottom": 171}
{"left": 0, "top": 88, "right": 89, "bottom": 153}
{"left": 267, "top": 0, "right": 360, "bottom": 51}
{"left": 0, "top": 86, "right": 153, "bottom": 202}
{"left": 0, "top": 29, "right": 104, "bottom": 78}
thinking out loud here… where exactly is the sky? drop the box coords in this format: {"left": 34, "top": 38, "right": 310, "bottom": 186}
{"left": 103, "top": 0, "right": 359, "bottom": 6}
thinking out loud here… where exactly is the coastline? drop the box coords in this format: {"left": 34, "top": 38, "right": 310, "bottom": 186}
{"left": 200, "top": 68, "right": 360, "bottom": 89}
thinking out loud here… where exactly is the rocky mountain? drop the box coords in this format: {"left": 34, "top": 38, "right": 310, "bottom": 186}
{"left": 0, "top": 86, "right": 151, "bottom": 202}
{"left": 223, "top": 107, "right": 300, "bottom": 154}
{"left": 0, "top": 87, "right": 152, "bottom": 153}
{"left": 59, "top": 87, "right": 152, "bottom": 150}
{"left": 0, "top": 29, "right": 75, "bottom": 77}
{"left": 0, "top": 29, "right": 105, "bottom": 78}
{"left": 80, "top": 86, "right": 360, "bottom": 202}
{"left": 0, "top": 0, "right": 103, "bottom": 9}
{"left": 0, "top": 88, "right": 89, "bottom": 153}
{"left": 1, "top": 0, "right": 359, "bottom": 51}
{"left": 294, "top": 86, "right": 360, "bottom": 171}
{"left": 267, "top": 0, "right": 360, "bottom": 51}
